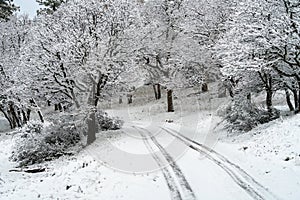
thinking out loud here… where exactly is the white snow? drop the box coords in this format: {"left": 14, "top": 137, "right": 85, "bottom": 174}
{"left": 0, "top": 86, "right": 299, "bottom": 200}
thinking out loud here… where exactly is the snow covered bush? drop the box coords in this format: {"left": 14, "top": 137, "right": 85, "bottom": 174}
{"left": 96, "top": 110, "right": 124, "bottom": 131}
{"left": 224, "top": 97, "right": 279, "bottom": 132}
{"left": 10, "top": 120, "right": 83, "bottom": 167}
{"left": 21, "top": 120, "right": 44, "bottom": 134}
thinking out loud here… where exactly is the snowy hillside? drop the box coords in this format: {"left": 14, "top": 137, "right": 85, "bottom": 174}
{"left": 0, "top": 87, "right": 299, "bottom": 199}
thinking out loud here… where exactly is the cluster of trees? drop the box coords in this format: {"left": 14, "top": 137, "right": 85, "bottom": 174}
{"left": 215, "top": 0, "right": 300, "bottom": 130}
{"left": 2, "top": 0, "right": 298, "bottom": 140}
{"left": 1, "top": 0, "right": 233, "bottom": 143}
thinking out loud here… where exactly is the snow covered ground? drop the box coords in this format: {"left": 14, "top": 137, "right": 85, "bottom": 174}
{"left": 0, "top": 86, "right": 299, "bottom": 200}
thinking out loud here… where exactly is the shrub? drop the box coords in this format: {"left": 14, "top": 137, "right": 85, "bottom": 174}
{"left": 96, "top": 110, "right": 124, "bottom": 131}
{"left": 224, "top": 101, "right": 279, "bottom": 132}
{"left": 10, "top": 119, "right": 83, "bottom": 167}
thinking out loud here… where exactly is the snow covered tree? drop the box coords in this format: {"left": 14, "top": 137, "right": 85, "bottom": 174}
{"left": 215, "top": 0, "right": 300, "bottom": 130}
{"left": 180, "top": 0, "right": 236, "bottom": 86}
{"left": 0, "top": 0, "right": 18, "bottom": 21}
{"left": 135, "top": 0, "right": 235, "bottom": 111}
{"left": 136, "top": 0, "right": 185, "bottom": 110}
{"left": 36, "top": 0, "right": 66, "bottom": 14}
{"left": 24, "top": 0, "right": 140, "bottom": 144}
{"left": 0, "top": 15, "right": 43, "bottom": 129}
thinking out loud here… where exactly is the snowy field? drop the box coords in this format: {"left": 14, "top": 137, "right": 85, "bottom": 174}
{"left": 0, "top": 86, "right": 299, "bottom": 200}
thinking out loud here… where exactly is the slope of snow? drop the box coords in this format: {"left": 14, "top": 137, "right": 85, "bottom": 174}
{"left": 215, "top": 115, "right": 300, "bottom": 200}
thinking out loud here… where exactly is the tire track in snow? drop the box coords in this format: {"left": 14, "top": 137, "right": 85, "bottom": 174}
{"left": 161, "top": 127, "right": 280, "bottom": 200}
{"left": 133, "top": 126, "right": 197, "bottom": 200}
{"left": 134, "top": 128, "right": 183, "bottom": 200}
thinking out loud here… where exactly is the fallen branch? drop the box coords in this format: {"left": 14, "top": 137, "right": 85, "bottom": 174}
{"left": 9, "top": 168, "right": 46, "bottom": 173}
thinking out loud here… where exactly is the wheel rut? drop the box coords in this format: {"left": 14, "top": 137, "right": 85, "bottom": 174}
{"left": 160, "top": 127, "right": 280, "bottom": 200}
{"left": 132, "top": 126, "right": 197, "bottom": 200}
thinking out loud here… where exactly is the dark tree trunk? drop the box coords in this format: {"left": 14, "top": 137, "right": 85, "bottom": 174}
{"left": 247, "top": 93, "right": 251, "bottom": 101}
{"left": 266, "top": 89, "right": 273, "bottom": 112}
{"left": 9, "top": 104, "right": 21, "bottom": 128}
{"left": 27, "top": 109, "right": 31, "bottom": 121}
{"left": 229, "top": 89, "right": 234, "bottom": 98}
{"left": 292, "top": 89, "right": 299, "bottom": 112}
{"left": 157, "top": 84, "right": 161, "bottom": 99}
{"left": 153, "top": 84, "right": 162, "bottom": 100}
{"left": 266, "top": 76, "right": 273, "bottom": 113}
{"left": 95, "top": 73, "right": 108, "bottom": 107}
{"left": 87, "top": 111, "right": 97, "bottom": 145}
{"left": 38, "top": 110, "right": 44, "bottom": 123}
{"left": 119, "top": 96, "right": 123, "bottom": 104}
{"left": 285, "top": 89, "right": 294, "bottom": 111}
{"left": 54, "top": 104, "right": 59, "bottom": 111}
{"left": 54, "top": 103, "right": 63, "bottom": 111}
{"left": 87, "top": 84, "right": 98, "bottom": 145}
{"left": 58, "top": 103, "right": 63, "bottom": 112}
{"left": 21, "top": 110, "right": 28, "bottom": 124}
{"left": 167, "top": 90, "right": 174, "bottom": 112}
{"left": 127, "top": 94, "right": 133, "bottom": 104}
{"left": 298, "top": 90, "right": 300, "bottom": 113}
{"left": 153, "top": 84, "right": 158, "bottom": 100}
{"left": 202, "top": 83, "right": 208, "bottom": 92}
{"left": 8, "top": 110, "right": 16, "bottom": 129}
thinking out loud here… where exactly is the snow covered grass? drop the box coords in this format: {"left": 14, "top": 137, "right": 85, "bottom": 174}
{"left": 0, "top": 129, "right": 170, "bottom": 200}
{"left": 215, "top": 114, "right": 300, "bottom": 200}
{"left": 223, "top": 114, "right": 300, "bottom": 164}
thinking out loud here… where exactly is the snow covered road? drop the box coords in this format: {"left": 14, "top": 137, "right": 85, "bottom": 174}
{"left": 1, "top": 115, "right": 299, "bottom": 200}
{"left": 128, "top": 123, "right": 280, "bottom": 200}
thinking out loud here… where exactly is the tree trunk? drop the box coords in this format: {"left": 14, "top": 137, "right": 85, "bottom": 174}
{"left": 266, "top": 89, "right": 273, "bottom": 112}
{"left": 58, "top": 103, "right": 63, "bottom": 112}
{"left": 95, "top": 73, "right": 108, "bottom": 107}
{"left": 202, "top": 83, "right": 208, "bottom": 92}
{"left": 167, "top": 90, "right": 174, "bottom": 112}
{"left": 127, "top": 94, "right": 133, "bottom": 104}
{"left": 157, "top": 84, "right": 161, "bottom": 99}
{"left": 87, "top": 84, "right": 98, "bottom": 145}
{"left": 247, "top": 93, "right": 251, "bottom": 102}
{"left": 8, "top": 110, "right": 16, "bottom": 129}
{"left": 9, "top": 104, "right": 21, "bottom": 128}
{"left": 119, "top": 96, "right": 123, "bottom": 104}
{"left": 266, "top": 76, "right": 273, "bottom": 112}
{"left": 153, "top": 84, "right": 158, "bottom": 100}
{"left": 292, "top": 89, "right": 299, "bottom": 112}
{"left": 87, "top": 111, "right": 97, "bottom": 145}
{"left": 54, "top": 104, "right": 59, "bottom": 111}
{"left": 21, "top": 110, "right": 28, "bottom": 124}
{"left": 285, "top": 89, "right": 294, "bottom": 111}
{"left": 153, "top": 84, "right": 162, "bottom": 100}
{"left": 30, "top": 99, "right": 45, "bottom": 123}
{"left": 54, "top": 103, "right": 63, "bottom": 111}
{"left": 298, "top": 90, "right": 300, "bottom": 113}
{"left": 37, "top": 110, "right": 44, "bottom": 123}
{"left": 27, "top": 109, "right": 31, "bottom": 121}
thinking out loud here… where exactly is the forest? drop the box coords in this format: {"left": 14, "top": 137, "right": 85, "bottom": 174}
{"left": 0, "top": 0, "right": 300, "bottom": 199}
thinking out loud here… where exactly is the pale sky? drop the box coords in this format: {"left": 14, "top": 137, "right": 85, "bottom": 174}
{"left": 14, "top": 0, "right": 40, "bottom": 18}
